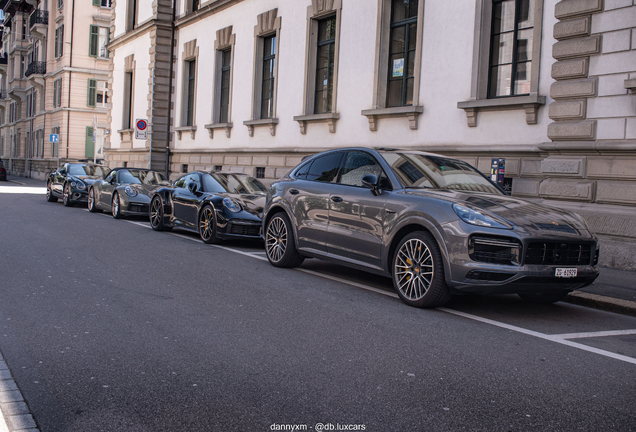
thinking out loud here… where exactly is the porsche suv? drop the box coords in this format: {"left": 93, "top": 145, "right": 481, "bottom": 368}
{"left": 262, "top": 148, "right": 599, "bottom": 308}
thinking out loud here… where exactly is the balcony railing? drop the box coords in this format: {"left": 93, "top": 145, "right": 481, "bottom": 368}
{"left": 0, "top": 53, "right": 7, "bottom": 65}
{"left": 29, "top": 10, "right": 49, "bottom": 29}
{"left": 25, "top": 61, "right": 46, "bottom": 77}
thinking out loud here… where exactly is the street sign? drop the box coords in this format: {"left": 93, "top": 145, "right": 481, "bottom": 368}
{"left": 49, "top": 134, "right": 59, "bottom": 143}
{"left": 135, "top": 119, "right": 148, "bottom": 140}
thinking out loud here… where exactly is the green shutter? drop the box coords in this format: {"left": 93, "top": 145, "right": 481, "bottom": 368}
{"left": 92, "top": 0, "right": 101, "bottom": 6}
{"left": 89, "top": 25, "right": 99, "bottom": 57}
{"left": 87, "top": 79, "right": 96, "bottom": 107}
{"left": 85, "top": 126, "right": 94, "bottom": 159}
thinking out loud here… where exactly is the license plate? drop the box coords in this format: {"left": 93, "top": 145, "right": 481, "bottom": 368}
{"left": 555, "top": 268, "right": 577, "bottom": 278}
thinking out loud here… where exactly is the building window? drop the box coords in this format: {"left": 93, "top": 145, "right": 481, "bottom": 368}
{"left": 187, "top": 0, "right": 199, "bottom": 13}
{"left": 92, "top": 0, "right": 112, "bottom": 7}
{"left": 214, "top": 165, "right": 222, "bottom": 171}
{"left": 315, "top": 17, "right": 335, "bottom": 114}
{"left": 89, "top": 26, "right": 109, "bottom": 58}
{"left": 55, "top": 25, "right": 64, "bottom": 58}
{"left": 51, "top": 126, "right": 60, "bottom": 157}
{"left": 22, "top": 19, "right": 27, "bottom": 40}
{"left": 122, "top": 71, "right": 134, "bottom": 129}
{"left": 219, "top": 49, "right": 231, "bottom": 123}
{"left": 53, "top": 78, "right": 62, "bottom": 108}
{"left": 57, "top": 0, "right": 63, "bottom": 9}
{"left": 387, "top": 0, "right": 418, "bottom": 107}
{"left": 255, "top": 167, "right": 265, "bottom": 179}
{"left": 186, "top": 59, "right": 196, "bottom": 126}
{"left": 181, "top": 164, "right": 188, "bottom": 173}
{"left": 126, "top": 0, "right": 137, "bottom": 32}
{"left": 96, "top": 81, "right": 108, "bottom": 107}
{"left": 260, "top": 35, "right": 276, "bottom": 119}
{"left": 488, "top": 0, "right": 533, "bottom": 98}
{"left": 20, "top": 55, "right": 25, "bottom": 78}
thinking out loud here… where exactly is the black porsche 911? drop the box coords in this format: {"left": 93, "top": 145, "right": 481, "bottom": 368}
{"left": 149, "top": 172, "right": 267, "bottom": 244}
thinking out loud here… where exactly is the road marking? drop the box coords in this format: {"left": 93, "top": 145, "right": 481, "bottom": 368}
{"left": 439, "top": 308, "right": 636, "bottom": 366}
{"left": 0, "top": 186, "right": 46, "bottom": 194}
{"left": 550, "top": 329, "right": 636, "bottom": 339}
{"left": 117, "top": 215, "right": 636, "bottom": 366}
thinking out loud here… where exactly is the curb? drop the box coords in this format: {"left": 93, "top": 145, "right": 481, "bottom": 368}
{"left": 0, "top": 352, "right": 39, "bottom": 432}
{"left": 564, "top": 291, "right": 636, "bottom": 317}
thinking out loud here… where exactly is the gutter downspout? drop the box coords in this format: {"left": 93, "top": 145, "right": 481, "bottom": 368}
{"left": 65, "top": 0, "right": 75, "bottom": 160}
{"left": 165, "top": 0, "right": 176, "bottom": 177}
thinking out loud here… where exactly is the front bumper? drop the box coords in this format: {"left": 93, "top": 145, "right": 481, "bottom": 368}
{"left": 216, "top": 216, "right": 262, "bottom": 240}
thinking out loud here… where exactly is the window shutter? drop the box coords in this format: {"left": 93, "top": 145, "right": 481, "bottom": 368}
{"left": 92, "top": 0, "right": 101, "bottom": 5}
{"left": 59, "top": 26, "right": 64, "bottom": 56}
{"left": 89, "top": 25, "right": 99, "bottom": 57}
{"left": 54, "top": 28, "right": 58, "bottom": 57}
{"left": 85, "top": 126, "right": 94, "bottom": 159}
{"left": 87, "top": 79, "right": 97, "bottom": 107}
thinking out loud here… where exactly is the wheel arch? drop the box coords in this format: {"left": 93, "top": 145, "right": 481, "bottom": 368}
{"left": 386, "top": 220, "right": 452, "bottom": 283}
{"left": 263, "top": 202, "right": 298, "bottom": 248}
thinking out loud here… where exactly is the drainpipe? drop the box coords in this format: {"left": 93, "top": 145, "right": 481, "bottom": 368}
{"left": 165, "top": 0, "right": 176, "bottom": 177}
{"left": 65, "top": 0, "right": 75, "bottom": 160}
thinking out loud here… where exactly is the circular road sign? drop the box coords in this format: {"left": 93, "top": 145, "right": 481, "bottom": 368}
{"left": 136, "top": 119, "right": 147, "bottom": 131}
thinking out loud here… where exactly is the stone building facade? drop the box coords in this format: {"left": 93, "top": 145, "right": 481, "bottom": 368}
{"left": 0, "top": 0, "right": 112, "bottom": 180}
{"left": 105, "top": 0, "right": 636, "bottom": 269}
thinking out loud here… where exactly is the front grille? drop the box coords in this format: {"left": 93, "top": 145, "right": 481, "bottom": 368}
{"left": 524, "top": 242, "right": 592, "bottom": 266}
{"left": 229, "top": 222, "right": 261, "bottom": 237}
{"left": 129, "top": 204, "right": 149, "bottom": 213}
{"left": 469, "top": 236, "right": 521, "bottom": 265}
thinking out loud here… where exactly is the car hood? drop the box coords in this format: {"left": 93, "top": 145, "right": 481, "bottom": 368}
{"left": 221, "top": 193, "right": 267, "bottom": 218}
{"left": 403, "top": 189, "right": 593, "bottom": 237}
{"left": 71, "top": 175, "right": 102, "bottom": 184}
{"left": 124, "top": 183, "right": 165, "bottom": 195}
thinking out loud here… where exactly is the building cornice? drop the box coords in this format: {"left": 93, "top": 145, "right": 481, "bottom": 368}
{"left": 108, "top": 19, "right": 171, "bottom": 51}
{"left": 175, "top": 0, "right": 244, "bottom": 28}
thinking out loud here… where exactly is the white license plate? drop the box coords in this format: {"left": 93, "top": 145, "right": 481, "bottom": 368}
{"left": 555, "top": 268, "right": 577, "bottom": 278}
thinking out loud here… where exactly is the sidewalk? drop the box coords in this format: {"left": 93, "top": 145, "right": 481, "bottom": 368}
{"left": 3, "top": 174, "right": 636, "bottom": 316}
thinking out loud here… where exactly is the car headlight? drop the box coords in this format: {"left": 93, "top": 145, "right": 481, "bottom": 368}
{"left": 452, "top": 203, "right": 512, "bottom": 230}
{"left": 223, "top": 198, "right": 241, "bottom": 213}
{"left": 70, "top": 179, "right": 86, "bottom": 190}
{"left": 125, "top": 186, "right": 138, "bottom": 197}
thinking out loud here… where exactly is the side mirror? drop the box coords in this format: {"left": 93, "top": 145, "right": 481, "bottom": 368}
{"left": 109, "top": 177, "right": 117, "bottom": 184}
{"left": 361, "top": 174, "right": 380, "bottom": 196}
{"left": 59, "top": 168, "right": 66, "bottom": 175}
{"left": 188, "top": 182, "right": 198, "bottom": 193}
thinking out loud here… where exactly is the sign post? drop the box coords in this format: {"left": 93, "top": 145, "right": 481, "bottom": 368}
{"left": 135, "top": 119, "right": 148, "bottom": 140}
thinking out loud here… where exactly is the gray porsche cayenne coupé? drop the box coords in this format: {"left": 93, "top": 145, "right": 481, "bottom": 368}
{"left": 262, "top": 148, "right": 599, "bottom": 308}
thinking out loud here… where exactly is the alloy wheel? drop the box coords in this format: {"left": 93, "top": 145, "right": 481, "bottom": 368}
{"left": 112, "top": 193, "right": 120, "bottom": 217}
{"left": 266, "top": 216, "right": 287, "bottom": 263}
{"left": 199, "top": 207, "right": 214, "bottom": 242}
{"left": 394, "top": 238, "right": 434, "bottom": 301}
{"left": 150, "top": 197, "right": 162, "bottom": 229}
{"left": 88, "top": 189, "right": 95, "bottom": 210}
{"left": 63, "top": 184, "right": 70, "bottom": 206}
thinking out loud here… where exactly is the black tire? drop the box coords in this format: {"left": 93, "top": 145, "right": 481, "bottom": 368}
{"left": 88, "top": 187, "right": 100, "bottom": 212}
{"left": 46, "top": 181, "right": 58, "bottom": 202}
{"left": 392, "top": 231, "right": 451, "bottom": 308}
{"left": 198, "top": 205, "right": 220, "bottom": 244}
{"left": 62, "top": 183, "right": 74, "bottom": 207}
{"left": 112, "top": 192, "right": 124, "bottom": 219}
{"left": 150, "top": 195, "right": 171, "bottom": 231}
{"left": 265, "top": 213, "right": 304, "bottom": 268}
{"left": 518, "top": 291, "right": 569, "bottom": 304}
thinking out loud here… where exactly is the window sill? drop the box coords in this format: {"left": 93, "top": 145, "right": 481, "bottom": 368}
{"left": 243, "top": 118, "right": 279, "bottom": 137}
{"left": 204, "top": 122, "right": 233, "bottom": 139}
{"left": 293, "top": 113, "right": 339, "bottom": 134}
{"left": 361, "top": 106, "right": 423, "bottom": 131}
{"left": 625, "top": 79, "right": 636, "bottom": 91}
{"left": 175, "top": 125, "right": 197, "bottom": 140}
{"left": 55, "top": 14, "right": 64, "bottom": 23}
{"left": 457, "top": 94, "right": 546, "bottom": 127}
{"left": 118, "top": 128, "right": 133, "bottom": 142}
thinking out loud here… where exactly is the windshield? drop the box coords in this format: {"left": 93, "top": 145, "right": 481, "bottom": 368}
{"left": 201, "top": 173, "right": 268, "bottom": 194}
{"left": 381, "top": 152, "right": 502, "bottom": 195}
{"left": 68, "top": 164, "right": 110, "bottom": 177}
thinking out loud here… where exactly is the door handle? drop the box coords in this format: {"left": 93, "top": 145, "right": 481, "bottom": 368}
{"left": 289, "top": 189, "right": 299, "bottom": 195}
{"left": 331, "top": 196, "right": 343, "bottom": 203}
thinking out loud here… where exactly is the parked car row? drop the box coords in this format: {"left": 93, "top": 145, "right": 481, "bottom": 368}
{"left": 46, "top": 147, "right": 600, "bottom": 309}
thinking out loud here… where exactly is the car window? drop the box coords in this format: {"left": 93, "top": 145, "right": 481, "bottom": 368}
{"left": 294, "top": 160, "right": 313, "bottom": 180}
{"left": 201, "top": 174, "right": 228, "bottom": 193}
{"left": 118, "top": 169, "right": 143, "bottom": 184}
{"left": 105, "top": 171, "right": 116, "bottom": 183}
{"left": 304, "top": 152, "right": 343, "bottom": 183}
{"left": 173, "top": 176, "right": 187, "bottom": 188}
{"left": 338, "top": 151, "right": 388, "bottom": 188}
{"left": 184, "top": 173, "right": 201, "bottom": 190}
{"left": 143, "top": 171, "right": 169, "bottom": 185}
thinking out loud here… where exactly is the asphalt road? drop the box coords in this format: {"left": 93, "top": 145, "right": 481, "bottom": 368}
{"left": 1, "top": 182, "right": 635, "bottom": 432}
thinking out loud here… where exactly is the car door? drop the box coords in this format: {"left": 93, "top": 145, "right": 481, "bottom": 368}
{"left": 52, "top": 164, "right": 68, "bottom": 195}
{"left": 99, "top": 170, "right": 118, "bottom": 208}
{"left": 326, "top": 151, "right": 390, "bottom": 269}
{"left": 172, "top": 173, "right": 202, "bottom": 228}
{"left": 289, "top": 151, "right": 344, "bottom": 254}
